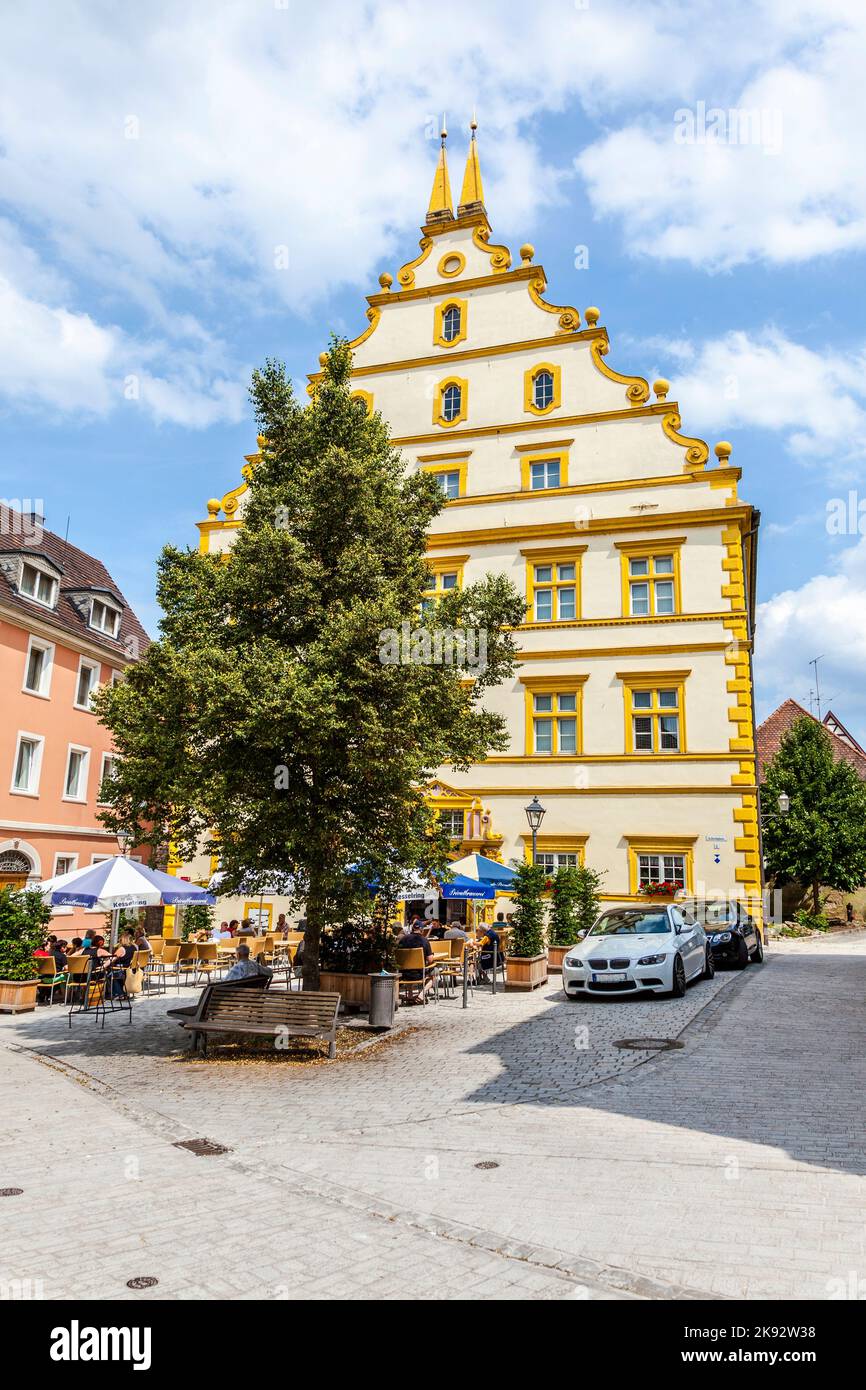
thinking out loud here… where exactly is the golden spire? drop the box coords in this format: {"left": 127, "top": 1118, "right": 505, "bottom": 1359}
{"left": 458, "top": 113, "right": 485, "bottom": 215}
{"left": 426, "top": 115, "right": 454, "bottom": 224}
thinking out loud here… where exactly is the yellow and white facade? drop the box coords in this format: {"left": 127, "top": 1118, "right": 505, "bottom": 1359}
{"left": 196, "top": 125, "right": 762, "bottom": 921}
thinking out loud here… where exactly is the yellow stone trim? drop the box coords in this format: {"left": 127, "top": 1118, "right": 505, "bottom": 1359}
{"left": 619, "top": 673, "right": 689, "bottom": 756}
{"left": 414, "top": 467, "right": 741, "bottom": 512}
{"left": 519, "top": 449, "right": 569, "bottom": 492}
{"left": 522, "top": 545, "right": 585, "bottom": 625}
{"left": 661, "top": 410, "right": 710, "bottom": 471}
{"left": 390, "top": 399, "right": 671, "bottom": 448}
{"left": 517, "top": 641, "right": 729, "bottom": 660}
{"left": 369, "top": 265, "right": 537, "bottom": 308}
{"left": 416, "top": 450, "right": 473, "bottom": 463}
{"left": 437, "top": 252, "right": 466, "bottom": 279}
{"left": 471, "top": 223, "right": 512, "bottom": 273}
{"left": 397, "top": 236, "right": 433, "bottom": 290}
{"left": 422, "top": 459, "right": 468, "bottom": 498}
{"left": 523, "top": 361, "right": 562, "bottom": 416}
{"left": 521, "top": 835, "right": 587, "bottom": 866}
{"left": 433, "top": 297, "right": 467, "bottom": 349}
{"left": 347, "top": 307, "right": 382, "bottom": 353}
{"left": 527, "top": 272, "right": 581, "bottom": 332}
{"left": 615, "top": 538, "right": 685, "bottom": 618}
{"left": 589, "top": 336, "right": 650, "bottom": 406}
{"left": 625, "top": 839, "right": 696, "bottom": 895}
{"left": 310, "top": 328, "right": 604, "bottom": 383}
{"left": 482, "top": 752, "right": 753, "bottom": 764}
{"left": 426, "top": 504, "right": 751, "bottom": 549}
{"left": 351, "top": 389, "right": 374, "bottom": 417}
{"left": 432, "top": 376, "right": 468, "bottom": 429}
{"left": 440, "top": 784, "right": 751, "bottom": 795}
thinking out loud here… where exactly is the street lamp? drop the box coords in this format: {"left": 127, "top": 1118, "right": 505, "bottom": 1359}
{"left": 778, "top": 791, "right": 790, "bottom": 815}
{"left": 116, "top": 829, "right": 133, "bottom": 857}
{"left": 524, "top": 796, "right": 546, "bottom": 864}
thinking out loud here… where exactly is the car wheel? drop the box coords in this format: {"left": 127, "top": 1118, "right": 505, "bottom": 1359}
{"left": 671, "top": 955, "right": 686, "bottom": 997}
{"left": 701, "top": 947, "right": 715, "bottom": 980}
{"left": 750, "top": 934, "right": 764, "bottom": 963}
{"left": 734, "top": 937, "right": 749, "bottom": 969}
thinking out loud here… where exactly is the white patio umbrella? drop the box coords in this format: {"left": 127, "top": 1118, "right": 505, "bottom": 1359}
{"left": 39, "top": 856, "right": 215, "bottom": 945}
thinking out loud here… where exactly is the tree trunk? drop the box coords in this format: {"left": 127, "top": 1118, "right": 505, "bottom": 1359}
{"left": 302, "top": 863, "right": 324, "bottom": 992}
{"left": 812, "top": 878, "right": 821, "bottom": 916}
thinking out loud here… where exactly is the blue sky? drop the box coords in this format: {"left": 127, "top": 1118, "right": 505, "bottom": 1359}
{"left": 1, "top": 0, "right": 865, "bottom": 736}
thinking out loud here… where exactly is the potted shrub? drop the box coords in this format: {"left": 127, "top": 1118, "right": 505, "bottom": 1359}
{"left": 505, "top": 860, "right": 548, "bottom": 991}
{"left": 547, "top": 864, "right": 602, "bottom": 971}
{"left": 0, "top": 885, "right": 52, "bottom": 1013}
{"left": 318, "top": 915, "right": 399, "bottom": 1011}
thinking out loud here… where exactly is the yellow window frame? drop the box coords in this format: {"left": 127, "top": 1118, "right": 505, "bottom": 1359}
{"left": 243, "top": 900, "right": 273, "bottom": 931}
{"left": 618, "top": 670, "right": 690, "bottom": 755}
{"left": 421, "top": 458, "right": 468, "bottom": 499}
{"left": 520, "top": 449, "right": 569, "bottom": 492}
{"left": 524, "top": 834, "right": 588, "bottom": 868}
{"left": 520, "top": 675, "right": 588, "bottom": 756}
{"left": 351, "top": 389, "right": 374, "bottom": 417}
{"left": 625, "top": 836, "right": 697, "bottom": 896}
{"left": 433, "top": 376, "right": 469, "bottom": 429}
{"left": 615, "top": 537, "right": 685, "bottom": 617}
{"left": 521, "top": 545, "right": 586, "bottom": 625}
{"left": 434, "top": 297, "right": 467, "bottom": 349}
{"left": 421, "top": 554, "right": 468, "bottom": 609}
{"left": 524, "top": 361, "right": 562, "bottom": 416}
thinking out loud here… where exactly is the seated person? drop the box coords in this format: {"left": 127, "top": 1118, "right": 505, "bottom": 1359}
{"left": 225, "top": 943, "right": 273, "bottom": 981}
{"left": 235, "top": 918, "right": 256, "bottom": 937}
{"left": 477, "top": 925, "right": 502, "bottom": 980}
{"left": 106, "top": 933, "right": 135, "bottom": 997}
{"left": 226, "top": 919, "right": 240, "bottom": 937}
{"left": 444, "top": 921, "right": 469, "bottom": 941}
{"left": 83, "top": 934, "right": 110, "bottom": 969}
{"left": 397, "top": 922, "right": 434, "bottom": 981}
{"left": 210, "top": 920, "right": 232, "bottom": 940}
{"left": 427, "top": 919, "right": 447, "bottom": 939}
{"left": 133, "top": 929, "right": 152, "bottom": 955}
{"left": 67, "top": 938, "right": 84, "bottom": 955}
{"left": 275, "top": 913, "right": 289, "bottom": 938}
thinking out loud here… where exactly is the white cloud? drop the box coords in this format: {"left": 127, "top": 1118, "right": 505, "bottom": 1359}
{"left": 757, "top": 537, "right": 866, "bottom": 738}
{"left": 638, "top": 327, "right": 866, "bottom": 474}
{"left": 577, "top": 1, "right": 866, "bottom": 268}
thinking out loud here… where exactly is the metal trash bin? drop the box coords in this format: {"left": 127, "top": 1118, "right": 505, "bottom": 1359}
{"left": 368, "top": 972, "right": 397, "bottom": 1029}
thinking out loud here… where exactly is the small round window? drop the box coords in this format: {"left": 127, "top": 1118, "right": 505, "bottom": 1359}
{"left": 438, "top": 252, "right": 465, "bottom": 278}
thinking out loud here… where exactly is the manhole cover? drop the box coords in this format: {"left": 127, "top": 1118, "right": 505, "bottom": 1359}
{"left": 614, "top": 1038, "right": 684, "bottom": 1052}
{"left": 0, "top": 1187, "right": 23, "bottom": 1196}
{"left": 474, "top": 1161, "right": 500, "bottom": 1170}
{"left": 127, "top": 1276, "right": 159, "bottom": 1290}
{"left": 173, "top": 1138, "right": 230, "bottom": 1156}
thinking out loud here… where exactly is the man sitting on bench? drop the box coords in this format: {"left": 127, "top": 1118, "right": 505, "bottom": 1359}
{"left": 224, "top": 943, "right": 273, "bottom": 983}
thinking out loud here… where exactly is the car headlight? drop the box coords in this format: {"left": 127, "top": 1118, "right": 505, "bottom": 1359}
{"left": 711, "top": 932, "right": 732, "bottom": 943}
{"left": 564, "top": 956, "right": 583, "bottom": 968}
{"left": 637, "top": 953, "right": 667, "bottom": 965}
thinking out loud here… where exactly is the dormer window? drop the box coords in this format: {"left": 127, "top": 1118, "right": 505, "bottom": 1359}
{"left": 442, "top": 306, "right": 461, "bottom": 342}
{"left": 19, "top": 560, "right": 58, "bottom": 608}
{"left": 90, "top": 597, "right": 121, "bottom": 637}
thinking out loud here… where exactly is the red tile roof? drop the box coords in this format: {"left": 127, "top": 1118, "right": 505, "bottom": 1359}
{"left": 0, "top": 504, "right": 150, "bottom": 662}
{"left": 757, "top": 699, "right": 866, "bottom": 780}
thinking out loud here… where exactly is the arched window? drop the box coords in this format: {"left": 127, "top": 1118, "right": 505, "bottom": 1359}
{"left": 533, "top": 370, "right": 555, "bottom": 411}
{"left": 442, "top": 305, "right": 461, "bottom": 342}
{"left": 442, "top": 383, "right": 462, "bottom": 422}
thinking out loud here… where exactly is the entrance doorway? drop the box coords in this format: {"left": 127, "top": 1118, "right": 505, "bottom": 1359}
{"left": 0, "top": 849, "right": 33, "bottom": 890}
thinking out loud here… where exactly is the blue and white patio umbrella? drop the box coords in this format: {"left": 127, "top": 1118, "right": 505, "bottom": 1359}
{"left": 39, "top": 856, "right": 216, "bottom": 911}
{"left": 447, "top": 853, "right": 516, "bottom": 888}
{"left": 438, "top": 873, "right": 495, "bottom": 901}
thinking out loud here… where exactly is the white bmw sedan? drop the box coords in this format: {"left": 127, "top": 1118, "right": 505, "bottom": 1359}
{"left": 562, "top": 904, "right": 713, "bottom": 999}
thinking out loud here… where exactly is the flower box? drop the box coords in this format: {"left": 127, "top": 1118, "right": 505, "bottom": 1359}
{"left": 546, "top": 944, "right": 573, "bottom": 973}
{"left": 318, "top": 970, "right": 398, "bottom": 1012}
{"left": 505, "top": 953, "right": 548, "bottom": 991}
{"left": 0, "top": 978, "right": 39, "bottom": 1014}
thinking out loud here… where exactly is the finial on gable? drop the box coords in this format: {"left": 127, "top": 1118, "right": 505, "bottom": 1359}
{"left": 426, "top": 114, "right": 454, "bottom": 225}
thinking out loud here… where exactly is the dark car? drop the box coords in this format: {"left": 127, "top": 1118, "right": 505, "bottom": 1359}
{"left": 677, "top": 898, "right": 764, "bottom": 968}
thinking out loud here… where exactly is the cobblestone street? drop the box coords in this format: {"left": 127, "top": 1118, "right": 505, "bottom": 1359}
{"left": 1, "top": 933, "right": 864, "bottom": 1301}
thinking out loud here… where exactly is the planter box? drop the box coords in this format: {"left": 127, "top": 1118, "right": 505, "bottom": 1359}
{"left": 505, "top": 954, "right": 548, "bottom": 992}
{"left": 0, "top": 978, "right": 39, "bottom": 1014}
{"left": 546, "top": 944, "right": 575, "bottom": 974}
{"left": 318, "top": 971, "right": 398, "bottom": 1012}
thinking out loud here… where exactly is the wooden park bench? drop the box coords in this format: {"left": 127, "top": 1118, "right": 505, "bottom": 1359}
{"left": 166, "top": 972, "right": 271, "bottom": 1024}
{"left": 180, "top": 988, "right": 341, "bottom": 1059}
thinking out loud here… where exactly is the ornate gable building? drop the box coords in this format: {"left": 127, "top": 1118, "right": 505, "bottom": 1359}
{"left": 197, "top": 125, "right": 762, "bottom": 920}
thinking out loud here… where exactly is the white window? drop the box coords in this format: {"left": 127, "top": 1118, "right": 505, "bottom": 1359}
{"left": 533, "top": 371, "right": 555, "bottom": 410}
{"left": 533, "top": 692, "right": 578, "bottom": 755}
{"left": 90, "top": 598, "right": 121, "bottom": 637}
{"left": 11, "top": 733, "right": 44, "bottom": 795}
{"left": 75, "top": 657, "right": 100, "bottom": 711}
{"left": 439, "top": 809, "right": 464, "bottom": 839}
{"left": 19, "top": 560, "right": 57, "bottom": 607}
{"left": 529, "top": 459, "right": 560, "bottom": 490}
{"left": 536, "top": 852, "right": 580, "bottom": 872}
{"left": 442, "top": 305, "right": 461, "bottom": 342}
{"left": 98, "top": 753, "right": 117, "bottom": 804}
{"left": 638, "top": 853, "right": 686, "bottom": 890}
{"left": 64, "top": 745, "right": 90, "bottom": 801}
{"left": 438, "top": 470, "right": 461, "bottom": 500}
{"left": 23, "top": 637, "right": 54, "bottom": 697}
{"left": 442, "top": 384, "right": 462, "bottom": 422}
{"left": 53, "top": 853, "right": 78, "bottom": 877}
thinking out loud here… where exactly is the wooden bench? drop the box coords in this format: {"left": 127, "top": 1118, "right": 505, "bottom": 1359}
{"left": 166, "top": 973, "right": 271, "bottom": 1022}
{"left": 181, "top": 988, "right": 341, "bottom": 1058}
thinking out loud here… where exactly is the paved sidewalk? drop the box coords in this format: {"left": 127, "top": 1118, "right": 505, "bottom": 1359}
{"left": 2, "top": 934, "right": 864, "bottom": 1300}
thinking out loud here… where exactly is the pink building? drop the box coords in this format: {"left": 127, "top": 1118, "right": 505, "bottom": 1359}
{"left": 0, "top": 505, "right": 149, "bottom": 932}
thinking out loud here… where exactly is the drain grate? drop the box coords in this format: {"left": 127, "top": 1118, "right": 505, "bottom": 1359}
{"left": 173, "top": 1138, "right": 230, "bottom": 1156}
{"left": 474, "top": 1160, "right": 500, "bottom": 1170}
{"left": 127, "top": 1276, "right": 159, "bottom": 1290}
{"left": 0, "top": 1187, "right": 23, "bottom": 1196}
{"left": 614, "top": 1038, "right": 684, "bottom": 1052}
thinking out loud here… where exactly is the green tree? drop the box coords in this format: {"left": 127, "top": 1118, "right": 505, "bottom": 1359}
{"left": 762, "top": 716, "right": 866, "bottom": 914}
{"left": 509, "top": 860, "right": 548, "bottom": 958}
{"left": 94, "top": 342, "right": 525, "bottom": 988}
{"left": 547, "top": 864, "right": 603, "bottom": 946}
{"left": 0, "top": 887, "right": 52, "bottom": 981}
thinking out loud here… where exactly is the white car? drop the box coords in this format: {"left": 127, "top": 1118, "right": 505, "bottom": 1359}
{"left": 562, "top": 904, "right": 713, "bottom": 999}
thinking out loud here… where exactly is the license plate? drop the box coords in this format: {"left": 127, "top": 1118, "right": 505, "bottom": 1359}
{"left": 593, "top": 971, "right": 628, "bottom": 983}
